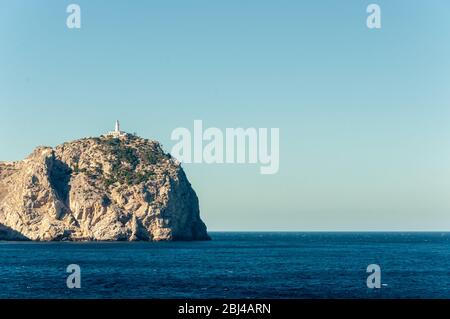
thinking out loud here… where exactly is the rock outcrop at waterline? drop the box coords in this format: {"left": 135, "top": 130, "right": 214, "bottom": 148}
{"left": 0, "top": 135, "right": 210, "bottom": 241}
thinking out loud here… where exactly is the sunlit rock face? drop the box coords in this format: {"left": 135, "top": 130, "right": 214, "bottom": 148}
{"left": 0, "top": 135, "right": 210, "bottom": 241}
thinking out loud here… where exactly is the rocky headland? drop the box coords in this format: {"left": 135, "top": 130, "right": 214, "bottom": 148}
{"left": 0, "top": 135, "right": 209, "bottom": 241}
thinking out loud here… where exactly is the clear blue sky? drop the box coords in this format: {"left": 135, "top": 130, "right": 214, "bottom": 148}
{"left": 1, "top": 1, "right": 450, "bottom": 230}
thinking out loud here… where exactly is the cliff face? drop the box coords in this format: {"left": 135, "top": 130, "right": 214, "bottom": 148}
{"left": 0, "top": 136, "right": 210, "bottom": 241}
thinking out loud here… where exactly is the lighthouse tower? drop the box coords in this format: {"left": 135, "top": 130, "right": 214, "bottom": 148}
{"left": 105, "top": 120, "right": 128, "bottom": 138}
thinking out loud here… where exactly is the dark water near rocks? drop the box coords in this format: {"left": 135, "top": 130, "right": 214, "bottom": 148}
{"left": 0, "top": 232, "right": 449, "bottom": 299}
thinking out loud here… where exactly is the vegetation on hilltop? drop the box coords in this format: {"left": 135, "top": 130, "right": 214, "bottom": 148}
{"left": 98, "top": 136, "right": 170, "bottom": 187}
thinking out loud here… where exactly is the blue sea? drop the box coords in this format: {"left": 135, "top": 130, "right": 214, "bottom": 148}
{"left": 0, "top": 232, "right": 449, "bottom": 299}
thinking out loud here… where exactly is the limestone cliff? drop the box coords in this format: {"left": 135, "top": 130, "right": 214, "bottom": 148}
{"left": 0, "top": 135, "right": 210, "bottom": 241}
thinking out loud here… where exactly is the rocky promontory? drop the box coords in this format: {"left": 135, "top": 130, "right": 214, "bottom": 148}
{"left": 0, "top": 135, "right": 210, "bottom": 241}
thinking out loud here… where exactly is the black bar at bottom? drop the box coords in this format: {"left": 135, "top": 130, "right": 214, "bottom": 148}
{"left": 0, "top": 299, "right": 448, "bottom": 317}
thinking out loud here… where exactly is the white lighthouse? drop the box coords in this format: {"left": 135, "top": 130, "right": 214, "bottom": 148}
{"left": 105, "top": 120, "right": 128, "bottom": 138}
